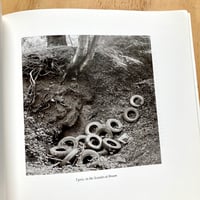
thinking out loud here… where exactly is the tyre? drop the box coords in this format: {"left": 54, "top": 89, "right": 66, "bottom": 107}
{"left": 102, "top": 138, "right": 121, "bottom": 152}
{"left": 96, "top": 126, "right": 113, "bottom": 138}
{"left": 76, "top": 135, "right": 87, "bottom": 146}
{"left": 123, "top": 107, "right": 139, "bottom": 122}
{"left": 130, "top": 95, "right": 144, "bottom": 107}
{"left": 85, "top": 121, "right": 103, "bottom": 135}
{"left": 106, "top": 118, "right": 123, "bottom": 133}
{"left": 61, "top": 148, "right": 79, "bottom": 166}
{"left": 58, "top": 136, "right": 78, "bottom": 148}
{"left": 85, "top": 134, "right": 102, "bottom": 150}
{"left": 49, "top": 146, "right": 72, "bottom": 158}
{"left": 79, "top": 149, "right": 100, "bottom": 165}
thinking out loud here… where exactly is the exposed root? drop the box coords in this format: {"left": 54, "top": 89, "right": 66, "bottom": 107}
{"left": 27, "top": 68, "right": 42, "bottom": 105}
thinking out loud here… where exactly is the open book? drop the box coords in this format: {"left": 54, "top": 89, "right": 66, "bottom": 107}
{"left": 1, "top": 8, "right": 200, "bottom": 200}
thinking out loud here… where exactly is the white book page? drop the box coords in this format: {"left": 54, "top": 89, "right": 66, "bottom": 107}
{"left": 2, "top": 9, "right": 200, "bottom": 200}
{"left": 0, "top": 2, "right": 6, "bottom": 200}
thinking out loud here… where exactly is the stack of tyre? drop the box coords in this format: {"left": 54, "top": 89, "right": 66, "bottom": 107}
{"left": 49, "top": 95, "right": 144, "bottom": 167}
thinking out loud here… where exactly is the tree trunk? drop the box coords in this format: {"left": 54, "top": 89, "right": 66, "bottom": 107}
{"left": 79, "top": 35, "right": 100, "bottom": 71}
{"left": 62, "top": 35, "right": 99, "bottom": 82}
{"left": 67, "top": 35, "right": 99, "bottom": 72}
{"left": 70, "top": 35, "right": 89, "bottom": 68}
{"left": 47, "top": 35, "right": 67, "bottom": 47}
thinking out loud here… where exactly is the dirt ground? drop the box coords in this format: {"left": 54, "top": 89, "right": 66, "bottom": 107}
{"left": 23, "top": 36, "right": 161, "bottom": 175}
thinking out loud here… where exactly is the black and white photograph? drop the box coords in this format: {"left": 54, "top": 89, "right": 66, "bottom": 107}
{"left": 22, "top": 35, "right": 161, "bottom": 175}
